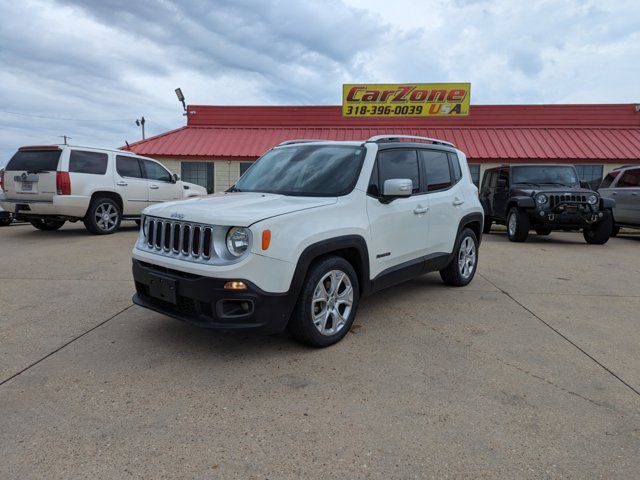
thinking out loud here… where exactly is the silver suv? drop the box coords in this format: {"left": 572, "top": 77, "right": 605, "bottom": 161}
{"left": 598, "top": 166, "right": 640, "bottom": 235}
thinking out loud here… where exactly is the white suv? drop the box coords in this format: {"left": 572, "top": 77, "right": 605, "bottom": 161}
{"left": 0, "top": 145, "right": 206, "bottom": 234}
{"left": 131, "top": 136, "right": 484, "bottom": 347}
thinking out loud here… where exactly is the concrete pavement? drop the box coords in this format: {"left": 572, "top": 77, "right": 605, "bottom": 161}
{"left": 1, "top": 222, "right": 639, "bottom": 479}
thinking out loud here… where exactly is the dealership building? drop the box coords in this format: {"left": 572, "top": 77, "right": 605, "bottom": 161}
{"left": 125, "top": 104, "right": 640, "bottom": 193}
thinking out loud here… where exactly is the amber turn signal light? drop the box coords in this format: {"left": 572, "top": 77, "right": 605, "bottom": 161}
{"left": 262, "top": 229, "right": 271, "bottom": 250}
{"left": 224, "top": 281, "right": 247, "bottom": 290}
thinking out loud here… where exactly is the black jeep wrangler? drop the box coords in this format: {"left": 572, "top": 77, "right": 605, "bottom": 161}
{"left": 480, "top": 164, "right": 615, "bottom": 244}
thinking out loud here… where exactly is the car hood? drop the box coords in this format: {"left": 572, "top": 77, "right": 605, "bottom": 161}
{"left": 512, "top": 186, "right": 595, "bottom": 196}
{"left": 143, "top": 192, "right": 337, "bottom": 226}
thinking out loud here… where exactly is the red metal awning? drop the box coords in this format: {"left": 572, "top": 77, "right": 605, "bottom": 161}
{"left": 124, "top": 104, "right": 640, "bottom": 163}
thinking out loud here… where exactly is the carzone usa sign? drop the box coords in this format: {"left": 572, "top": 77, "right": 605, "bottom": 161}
{"left": 342, "top": 83, "right": 470, "bottom": 117}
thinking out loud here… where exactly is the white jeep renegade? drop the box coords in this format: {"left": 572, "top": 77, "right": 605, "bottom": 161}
{"left": 132, "top": 136, "right": 484, "bottom": 347}
{"left": 0, "top": 145, "right": 206, "bottom": 234}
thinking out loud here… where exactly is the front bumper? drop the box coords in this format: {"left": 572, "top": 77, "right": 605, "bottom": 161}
{"left": 132, "top": 259, "right": 296, "bottom": 334}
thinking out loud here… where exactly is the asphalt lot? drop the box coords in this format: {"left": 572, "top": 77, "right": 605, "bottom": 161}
{"left": 1, "top": 221, "right": 639, "bottom": 479}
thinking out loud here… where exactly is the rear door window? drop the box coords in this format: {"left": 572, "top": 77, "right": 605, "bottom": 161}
{"left": 376, "top": 149, "right": 420, "bottom": 193}
{"left": 449, "top": 153, "right": 462, "bottom": 182}
{"left": 6, "top": 149, "right": 61, "bottom": 172}
{"left": 420, "top": 150, "right": 452, "bottom": 191}
{"left": 116, "top": 155, "right": 143, "bottom": 178}
{"left": 617, "top": 168, "right": 640, "bottom": 188}
{"left": 69, "top": 150, "right": 108, "bottom": 175}
{"left": 141, "top": 160, "right": 172, "bottom": 182}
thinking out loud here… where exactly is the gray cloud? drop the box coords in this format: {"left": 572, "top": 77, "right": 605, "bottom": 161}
{"left": 0, "top": 0, "right": 639, "bottom": 166}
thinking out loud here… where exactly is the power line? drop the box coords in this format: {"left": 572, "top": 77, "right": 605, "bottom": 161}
{"left": 0, "top": 110, "right": 129, "bottom": 122}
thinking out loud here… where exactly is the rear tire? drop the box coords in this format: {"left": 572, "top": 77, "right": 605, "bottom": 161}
{"left": 0, "top": 218, "right": 13, "bottom": 227}
{"left": 440, "top": 228, "right": 478, "bottom": 287}
{"left": 30, "top": 219, "right": 65, "bottom": 231}
{"left": 288, "top": 256, "right": 359, "bottom": 348}
{"left": 83, "top": 197, "right": 122, "bottom": 235}
{"left": 482, "top": 217, "right": 492, "bottom": 234}
{"left": 507, "top": 207, "right": 530, "bottom": 242}
{"left": 583, "top": 211, "right": 612, "bottom": 245}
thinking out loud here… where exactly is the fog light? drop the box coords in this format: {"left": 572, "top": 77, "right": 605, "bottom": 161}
{"left": 224, "top": 281, "right": 247, "bottom": 290}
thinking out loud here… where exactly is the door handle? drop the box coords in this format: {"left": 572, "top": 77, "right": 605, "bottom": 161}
{"left": 632, "top": 192, "right": 638, "bottom": 196}
{"left": 453, "top": 197, "right": 465, "bottom": 206}
{"left": 413, "top": 205, "right": 428, "bottom": 215}
{"left": 612, "top": 192, "right": 617, "bottom": 195}
{"left": 150, "top": 185, "right": 159, "bottom": 190}
{"left": 116, "top": 181, "right": 128, "bottom": 186}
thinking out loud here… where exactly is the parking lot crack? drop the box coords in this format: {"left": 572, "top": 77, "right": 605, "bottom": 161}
{"left": 478, "top": 272, "right": 640, "bottom": 399}
{"left": 0, "top": 304, "right": 134, "bottom": 387}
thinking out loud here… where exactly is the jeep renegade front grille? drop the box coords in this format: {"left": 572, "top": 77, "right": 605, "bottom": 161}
{"left": 549, "top": 194, "right": 587, "bottom": 209}
{"left": 144, "top": 218, "right": 214, "bottom": 260}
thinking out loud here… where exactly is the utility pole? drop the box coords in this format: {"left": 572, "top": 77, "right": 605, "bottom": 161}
{"left": 135, "top": 116, "right": 146, "bottom": 140}
{"left": 59, "top": 135, "right": 71, "bottom": 145}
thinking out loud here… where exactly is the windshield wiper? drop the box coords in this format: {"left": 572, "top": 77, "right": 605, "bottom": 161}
{"left": 227, "top": 186, "right": 242, "bottom": 192}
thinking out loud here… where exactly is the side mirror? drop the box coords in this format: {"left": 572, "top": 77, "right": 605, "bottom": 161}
{"left": 497, "top": 179, "right": 507, "bottom": 188}
{"left": 172, "top": 173, "right": 180, "bottom": 183}
{"left": 382, "top": 179, "right": 413, "bottom": 201}
{"left": 579, "top": 180, "right": 590, "bottom": 189}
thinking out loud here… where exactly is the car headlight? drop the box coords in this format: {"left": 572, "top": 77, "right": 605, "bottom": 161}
{"left": 587, "top": 194, "right": 598, "bottom": 205}
{"left": 226, "top": 227, "right": 251, "bottom": 257}
{"left": 536, "top": 194, "right": 548, "bottom": 204}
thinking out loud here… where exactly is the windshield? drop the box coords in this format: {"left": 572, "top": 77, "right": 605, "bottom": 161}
{"left": 233, "top": 145, "right": 365, "bottom": 196}
{"left": 512, "top": 165, "right": 579, "bottom": 186}
{"left": 6, "top": 149, "right": 62, "bottom": 172}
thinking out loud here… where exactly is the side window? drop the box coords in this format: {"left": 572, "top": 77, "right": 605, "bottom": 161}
{"left": 617, "top": 168, "right": 640, "bottom": 188}
{"left": 489, "top": 171, "right": 498, "bottom": 188}
{"left": 449, "top": 153, "right": 462, "bottom": 182}
{"left": 498, "top": 169, "right": 509, "bottom": 187}
{"left": 69, "top": 150, "right": 108, "bottom": 175}
{"left": 420, "top": 150, "right": 451, "bottom": 192}
{"left": 599, "top": 172, "right": 616, "bottom": 189}
{"left": 142, "top": 160, "right": 172, "bottom": 182}
{"left": 116, "top": 155, "right": 142, "bottom": 178}
{"left": 377, "top": 150, "right": 420, "bottom": 193}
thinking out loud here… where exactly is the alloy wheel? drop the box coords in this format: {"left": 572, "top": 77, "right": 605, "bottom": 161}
{"left": 508, "top": 212, "right": 517, "bottom": 236}
{"left": 95, "top": 203, "right": 118, "bottom": 231}
{"left": 458, "top": 236, "right": 476, "bottom": 279}
{"left": 311, "top": 270, "right": 353, "bottom": 336}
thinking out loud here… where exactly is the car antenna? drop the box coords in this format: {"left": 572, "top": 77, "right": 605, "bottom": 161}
{"left": 125, "top": 141, "right": 130, "bottom": 148}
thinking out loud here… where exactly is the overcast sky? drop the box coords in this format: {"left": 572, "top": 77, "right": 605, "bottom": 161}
{"left": 1, "top": 0, "right": 638, "bottom": 166}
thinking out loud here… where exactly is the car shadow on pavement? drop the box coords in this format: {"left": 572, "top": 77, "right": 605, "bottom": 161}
{"left": 15, "top": 224, "right": 140, "bottom": 237}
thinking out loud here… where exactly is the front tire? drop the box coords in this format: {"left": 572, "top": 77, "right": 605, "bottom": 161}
{"left": 482, "top": 216, "right": 492, "bottom": 234}
{"left": 30, "top": 219, "right": 65, "bottom": 231}
{"left": 583, "top": 211, "right": 612, "bottom": 245}
{"left": 0, "top": 217, "right": 13, "bottom": 227}
{"left": 83, "top": 197, "right": 122, "bottom": 235}
{"left": 611, "top": 225, "right": 620, "bottom": 237}
{"left": 507, "top": 207, "right": 530, "bottom": 242}
{"left": 440, "top": 228, "right": 479, "bottom": 287}
{"left": 288, "top": 256, "right": 359, "bottom": 348}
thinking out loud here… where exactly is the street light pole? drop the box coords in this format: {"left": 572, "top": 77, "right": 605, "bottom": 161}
{"left": 135, "top": 116, "right": 146, "bottom": 140}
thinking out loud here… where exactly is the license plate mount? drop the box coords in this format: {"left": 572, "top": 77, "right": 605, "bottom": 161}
{"left": 148, "top": 274, "right": 177, "bottom": 304}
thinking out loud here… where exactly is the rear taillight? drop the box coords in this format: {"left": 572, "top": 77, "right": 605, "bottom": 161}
{"left": 56, "top": 171, "right": 71, "bottom": 195}
{"left": 0, "top": 169, "right": 4, "bottom": 192}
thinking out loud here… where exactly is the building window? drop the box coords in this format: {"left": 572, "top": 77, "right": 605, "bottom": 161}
{"left": 468, "top": 164, "right": 481, "bottom": 186}
{"left": 181, "top": 161, "right": 215, "bottom": 193}
{"left": 240, "top": 161, "right": 253, "bottom": 176}
{"left": 574, "top": 165, "right": 604, "bottom": 189}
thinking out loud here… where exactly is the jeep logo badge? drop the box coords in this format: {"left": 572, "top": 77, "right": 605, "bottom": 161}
{"left": 170, "top": 212, "right": 184, "bottom": 220}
